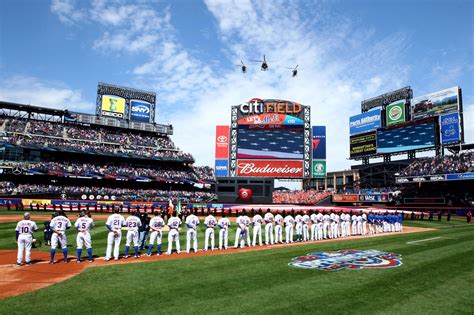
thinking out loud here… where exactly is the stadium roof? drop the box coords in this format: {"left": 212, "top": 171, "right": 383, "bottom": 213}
{"left": 446, "top": 143, "right": 474, "bottom": 153}
{"left": 0, "top": 101, "right": 65, "bottom": 116}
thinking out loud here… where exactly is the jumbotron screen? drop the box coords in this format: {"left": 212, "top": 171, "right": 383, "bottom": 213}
{"left": 237, "top": 125, "right": 304, "bottom": 160}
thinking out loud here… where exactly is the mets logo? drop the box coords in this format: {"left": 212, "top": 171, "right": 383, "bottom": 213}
{"left": 289, "top": 250, "right": 402, "bottom": 271}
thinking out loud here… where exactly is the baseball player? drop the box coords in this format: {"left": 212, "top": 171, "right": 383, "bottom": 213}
{"left": 328, "top": 211, "right": 335, "bottom": 239}
{"left": 49, "top": 210, "right": 71, "bottom": 264}
{"left": 344, "top": 212, "right": 351, "bottom": 237}
{"left": 124, "top": 211, "right": 142, "bottom": 258}
{"left": 294, "top": 212, "right": 303, "bottom": 242}
{"left": 147, "top": 211, "right": 165, "bottom": 256}
{"left": 204, "top": 211, "right": 217, "bottom": 251}
{"left": 185, "top": 210, "right": 200, "bottom": 253}
{"left": 322, "top": 211, "right": 330, "bottom": 239}
{"left": 105, "top": 208, "right": 126, "bottom": 261}
{"left": 242, "top": 211, "right": 252, "bottom": 247}
{"left": 166, "top": 212, "right": 182, "bottom": 254}
{"left": 263, "top": 209, "right": 274, "bottom": 245}
{"left": 310, "top": 211, "right": 318, "bottom": 241}
{"left": 74, "top": 211, "right": 94, "bottom": 263}
{"left": 316, "top": 211, "right": 323, "bottom": 240}
{"left": 284, "top": 212, "right": 295, "bottom": 243}
{"left": 367, "top": 211, "right": 375, "bottom": 234}
{"left": 252, "top": 210, "right": 263, "bottom": 246}
{"left": 15, "top": 212, "right": 38, "bottom": 266}
{"left": 361, "top": 212, "right": 368, "bottom": 236}
{"left": 234, "top": 211, "right": 245, "bottom": 248}
{"left": 351, "top": 212, "right": 358, "bottom": 236}
{"left": 217, "top": 212, "right": 230, "bottom": 250}
{"left": 302, "top": 212, "right": 310, "bottom": 241}
{"left": 274, "top": 212, "right": 284, "bottom": 243}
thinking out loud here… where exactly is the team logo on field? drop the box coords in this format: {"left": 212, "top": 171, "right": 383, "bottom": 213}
{"left": 289, "top": 250, "right": 402, "bottom": 271}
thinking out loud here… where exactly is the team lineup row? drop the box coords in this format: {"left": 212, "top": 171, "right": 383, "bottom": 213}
{"left": 14, "top": 209, "right": 404, "bottom": 265}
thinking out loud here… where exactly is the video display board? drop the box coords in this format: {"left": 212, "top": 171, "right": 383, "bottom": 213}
{"left": 386, "top": 100, "right": 406, "bottom": 126}
{"left": 349, "top": 109, "right": 381, "bottom": 135}
{"left": 440, "top": 112, "right": 461, "bottom": 144}
{"left": 130, "top": 100, "right": 151, "bottom": 122}
{"left": 411, "top": 86, "right": 459, "bottom": 120}
{"left": 101, "top": 95, "right": 125, "bottom": 118}
{"left": 377, "top": 120, "right": 435, "bottom": 154}
{"left": 350, "top": 131, "right": 377, "bottom": 158}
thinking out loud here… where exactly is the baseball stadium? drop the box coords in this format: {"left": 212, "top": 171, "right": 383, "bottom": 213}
{"left": 1, "top": 1, "right": 473, "bottom": 314}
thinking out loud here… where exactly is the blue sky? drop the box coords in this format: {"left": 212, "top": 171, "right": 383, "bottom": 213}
{"left": 0, "top": 0, "right": 473, "bottom": 173}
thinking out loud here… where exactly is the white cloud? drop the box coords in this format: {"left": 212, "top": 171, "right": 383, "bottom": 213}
{"left": 50, "top": 0, "right": 86, "bottom": 25}
{"left": 0, "top": 76, "right": 92, "bottom": 112}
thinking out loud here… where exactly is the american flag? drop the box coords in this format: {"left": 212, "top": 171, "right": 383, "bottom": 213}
{"left": 237, "top": 128, "right": 304, "bottom": 159}
{"left": 377, "top": 122, "right": 435, "bottom": 154}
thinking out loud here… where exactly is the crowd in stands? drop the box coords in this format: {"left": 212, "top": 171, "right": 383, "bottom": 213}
{"left": 337, "top": 187, "right": 399, "bottom": 194}
{"left": 0, "top": 181, "right": 216, "bottom": 202}
{"left": 401, "top": 152, "right": 473, "bottom": 176}
{"left": 1, "top": 118, "right": 193, "bottom": 161}
{"left": 273, "top": 190, "right": 332, "bottom": 204}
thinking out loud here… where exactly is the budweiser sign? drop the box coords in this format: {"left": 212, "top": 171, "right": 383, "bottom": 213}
{"left": 237, "top": 160, "right": 303, "bottom": 178}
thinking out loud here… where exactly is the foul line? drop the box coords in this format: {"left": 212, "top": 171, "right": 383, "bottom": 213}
{"left": 406, "top": 237, "right": 442, "bottom": 245}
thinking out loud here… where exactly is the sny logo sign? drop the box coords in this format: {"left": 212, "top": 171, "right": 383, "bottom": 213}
{"left": 289, "top": 250, "right": 402, "bottom": 271}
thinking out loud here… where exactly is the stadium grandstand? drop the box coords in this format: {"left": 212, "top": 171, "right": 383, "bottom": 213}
{"left": 0, "top": 99, "right": 216, "bottom": 206}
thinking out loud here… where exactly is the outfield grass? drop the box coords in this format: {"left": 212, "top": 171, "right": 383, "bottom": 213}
{"left": 0, "top": 218, "right": 473, "bottom": 314}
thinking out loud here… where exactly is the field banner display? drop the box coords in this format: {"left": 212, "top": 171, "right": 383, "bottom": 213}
{"left": 238, "top": 113, "right": 304, "bottom": 125}
{"left": 350, "top": 131, "right": 377, "bottom": 158}
{"left": 130, "top": 100, "right": 151, "bottom": 122}
{"left": 332, "top": 194, "right": 358, "bottom": 203}
{"left": 349, "top": 109, "right": 381, "bottom": 135}
{"left": 101, "top": 95, "right": 125, "bottom": 118}
{"left": 215, "top": 125, "right": 230, "bottom": 159}
{"left": 312, "top": 126, "right": 326, "bottom": 159}
{"left": 440, "top": 112, "right": 460, "bottom": 144}
{"left": 237, "top": 160, "right": 303, "bottom": 178}
{"left": 312, "top": 160, "right": 326, "bottom": 178}
{"left": 412, "top": 86, "right": 459, "bottom": 119}
{"left": 214, "top": 159, "right": 229, "bottom": 177}
{"left": 386, "top": 100, "right": 406, "bottom": 126}
{"left": 377, "top": 121, "right": 435, "bottom": 154}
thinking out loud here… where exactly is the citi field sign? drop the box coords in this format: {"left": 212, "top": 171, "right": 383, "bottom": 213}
{"left": 239, "top": 98, "right": 303, "bottom": 116}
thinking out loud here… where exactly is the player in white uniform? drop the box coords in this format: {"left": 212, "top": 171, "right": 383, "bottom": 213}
{"left": 252, "top": 211, "right": 263, "bottom": 246}
{"left": 284, "top": 213, "right": 295, "bottom": 243}
{"left": 234, "top": 211, "right": 245, "bottom": 248}
{"left": 310, "top": 211, "right": 318, "bottom": 241}
{"left": 74, "top": 211, "right": 94, "bottom": 263}
{"left": 50, "top": 211, "right": 71, "bottom": 264}
{"left": 218, "top": 212, "right": 230, "bottom": 250}
{"left": 240, "top": 211, "right": 251, "bottom": 247}
{"left": 361, "top": 212, "right": 368, "bottom": 236}
{"left": 263, "top": 209, "right": 274, "bottom": 245}
{"left": 322, "top": 212, "right": 330, "bottom": 239}
{"left": 302, "top": 212, "right": 310, "bottom": 241}
{"left": 124, "top": 212, "right": 142, "bottom": 258}
{"left": 329, "top": 212, "right": 336, "bottom": 239}
{"left": 345, "top": 213, "right": 351, "bottom": 237}
{"left": 294, "top": 212, "right": 303, "bottom": 242}
{"left": 15, "top": 212, "right": 38, "bottom": 266}
{"left": 166, "top": 213, "right": 182, "bottom": 254}
{"left": 185, "top": 210, "right": 200, "bottom": 253}
{"left": 204, "top": 212, "right": 217, "bottom": 251}
{"left": 356, "top": 213, "right": 363, "bottom": 235}
{"left": 351, "top": 213, "right": 358, "bottom": 236}
{"left": 274, "top": 212, "right": 284, "bottom": 243}
{"left": 147, "top": 212, "right": 165, "bottom": 256}
{"left": 105, "top": 208, "right": 126, "bottom": 261}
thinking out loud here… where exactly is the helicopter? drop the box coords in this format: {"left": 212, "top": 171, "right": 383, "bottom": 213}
{"left": 286, "top": 65, "right": 299, "bottom": 77}
{"left": 235, "top": 60, "right": 247, "bottom": 74}
{"left": 251, "top": 54, "right": 269, "bottom": 71}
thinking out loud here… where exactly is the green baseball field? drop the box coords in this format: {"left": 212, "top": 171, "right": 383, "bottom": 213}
{"left": 0, "top": 212, "right": 472, "bottom": 314}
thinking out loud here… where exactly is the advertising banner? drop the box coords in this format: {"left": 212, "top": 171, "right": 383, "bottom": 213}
{"left": 332, "top": 194, "right": 358, "bottom": 203}
{"left": 377, "top": 121, "right": 435, "bottom": 154}
{"left": 312, "top": 126, "right": 326, "bottom": 159}
{"left": 412, "top": 86, "right": 459, "bottom": 119}
{"left": 214, "top": 159, "right": 229, "bottom": 177}
{"left": 215, "top": 125, "right": 230, "bottom": 159}
{"left": 237, "top": 160, "right": 303, "bottom": 178}
{"left": 446, "top": 172, "right": 474, "bottom": 181}
{"left": 130, "top": 100, "right": 151, "bottom": 122}
{"left": 350, "top": 131, "right": 377, "bottom": 158}
{"left": 237, "top": 113, "right": 304, "bottom": 125}
{"left": 386, "top": 100, "right": 406, "bottom": 126}
{"left": 440, "top": 112, "right": 460, "bottom": 144}
{"left": 101, "top": 95, "right": 125, "bottom": 118}
{"left": 312, "top": 160, "right": 326, "bottom": 178}
{"left": 349, "top": 109, "right": 381, "bottom": 135}
{"left": 236, "top": 98, "right": 304, "bottom": 120}
{"left": 358, "top": 194, "right": 390, "bottom": 203}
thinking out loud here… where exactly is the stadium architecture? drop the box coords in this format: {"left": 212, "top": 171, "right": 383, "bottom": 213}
{"left": 0, "top": 83, "right": 215, "bottom": 211}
